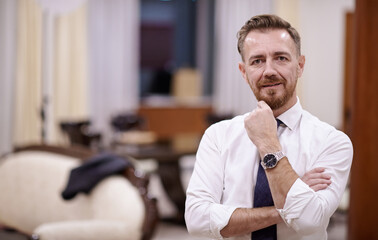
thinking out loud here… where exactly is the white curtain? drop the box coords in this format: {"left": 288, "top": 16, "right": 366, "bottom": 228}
{"left": 50, "top": 4, "right": 89, "bottom": 144}
{"left": 88, "top": 0, "right": 140, "bottom": 145}
{"left": 213, "top": 0, "right": 273, "bottom": 115}
{"left": 13, "top": 0, "right": 89, "bottom": 146}
{"left": 13, "top": 0, "right": 43, "bottom": 147}
{"left": 0, "top": 0, "right": 17, "bottom": 155}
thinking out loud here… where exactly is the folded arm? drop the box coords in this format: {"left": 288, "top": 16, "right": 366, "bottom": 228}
{"left": 244, "top": 101, "right": 353, "bottom": 235}
{"left": 220, "top": 166, "right": 330, "bottom": 237}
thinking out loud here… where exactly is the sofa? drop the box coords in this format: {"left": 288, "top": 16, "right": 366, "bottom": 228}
{"left": 0, "top": 145, "right": 158, "bottom": 240}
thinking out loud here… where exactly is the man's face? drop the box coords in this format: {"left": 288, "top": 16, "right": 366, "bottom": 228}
{"left": 239, "top": 29, "right": 305, "bottom": 111}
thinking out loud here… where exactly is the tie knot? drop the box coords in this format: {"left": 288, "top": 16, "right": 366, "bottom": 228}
{"left": 276, "top": 119, "right": 282, "bottom": 129}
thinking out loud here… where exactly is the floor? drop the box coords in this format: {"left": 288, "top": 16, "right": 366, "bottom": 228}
{"left": 0, "top": 212, "right": 347, "bottom": 240}
{"left": 151, "top": 211, "right": 347, "bottom": 240}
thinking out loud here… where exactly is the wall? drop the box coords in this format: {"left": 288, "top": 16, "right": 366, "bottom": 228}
{"left": 298, "top": 0, "right": 355, "bottom": 128}
{"left": 0, "top": 0, "right": 16, "bottom": 155}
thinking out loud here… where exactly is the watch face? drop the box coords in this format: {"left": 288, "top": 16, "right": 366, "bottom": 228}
{"left": 263, "top": 154, "right": 277, "bottom": 168}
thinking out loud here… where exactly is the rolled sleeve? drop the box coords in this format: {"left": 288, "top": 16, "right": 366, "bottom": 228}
{"left": 209, "top": 204, "right": 238, "bottom": 238}
{"left": 277, "top": 179, "right": 319, "bottom": 233}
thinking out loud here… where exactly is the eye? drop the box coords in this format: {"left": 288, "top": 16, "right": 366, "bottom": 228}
{"left": 277, "top": 56, "right": 288, "bottom": 61}
{"left": 251, "top": 59, "right": 263, "bottom": 65}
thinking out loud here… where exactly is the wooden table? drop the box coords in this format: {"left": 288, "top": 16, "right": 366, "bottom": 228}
{"left": 113, "top": 142, "right": 197, "bottom": 225}
{"left": 113, "top": 103, "right": 211, "bottom": 224}
{"left": 137, "top": 104, "right": 212, "bottom": 140}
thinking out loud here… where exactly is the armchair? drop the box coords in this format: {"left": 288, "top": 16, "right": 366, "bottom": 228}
{"left": 0, "top": 145, "right": 158, "bottom": 240}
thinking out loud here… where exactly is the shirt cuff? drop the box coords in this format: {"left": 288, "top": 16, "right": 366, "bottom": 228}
{"left": 209, "top": 204, "right": 238, "bottom": 239}
{"left": 276, "top": 178, "right": 314, "bottom": 231}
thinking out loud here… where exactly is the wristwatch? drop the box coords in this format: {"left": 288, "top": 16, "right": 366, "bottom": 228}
{"left": 261, "top": 151, "right": 285, "bottom": 169}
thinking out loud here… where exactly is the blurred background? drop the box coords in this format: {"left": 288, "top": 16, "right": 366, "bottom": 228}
{"left": 0, "top": 0, "right": 377, "bottom": 239}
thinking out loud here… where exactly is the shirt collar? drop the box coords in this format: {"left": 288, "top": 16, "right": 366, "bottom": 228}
{"left": 276, "top": 97, "right": 303, "bottom": 131}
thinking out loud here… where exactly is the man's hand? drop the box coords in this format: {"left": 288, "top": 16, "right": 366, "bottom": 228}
{"left": 301, "top": 167, "right": 332, "bottom": 191}
{"left": 244, "top": 101, "right": 281, "bottom": 157}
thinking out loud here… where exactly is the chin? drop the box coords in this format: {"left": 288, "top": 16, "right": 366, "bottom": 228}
{"left": 252, "top": 86, "right": 294, "bottom": 109}
{"left": 265, "top": 99, "right": 284, "bottom": 110}
{"left": 259, "top": 94, "right": 287, "bottom": 110}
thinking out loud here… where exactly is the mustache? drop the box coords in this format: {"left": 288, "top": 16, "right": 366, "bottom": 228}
{"left": 258, "top": 76, "right": 285, "bottom": 87}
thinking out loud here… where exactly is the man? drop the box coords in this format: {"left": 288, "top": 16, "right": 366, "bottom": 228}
{"left": 185, "top": 14, "right": 353, "bottom": 240}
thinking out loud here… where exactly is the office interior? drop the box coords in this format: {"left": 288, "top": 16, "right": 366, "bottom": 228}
{"left": 0, "top": 0, "right": 377, "bottom": 239}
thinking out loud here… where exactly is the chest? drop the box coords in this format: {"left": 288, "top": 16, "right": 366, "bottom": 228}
{"left": 220, "top": 128, "right": 323, "bottom": 206}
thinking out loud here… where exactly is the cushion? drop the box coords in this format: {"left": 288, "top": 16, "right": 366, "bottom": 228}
{"left": 34, "top": 220, "right": 140, "bottom": 240}
{"left": 0, "top": 151, "right": 92, "bottom": 233}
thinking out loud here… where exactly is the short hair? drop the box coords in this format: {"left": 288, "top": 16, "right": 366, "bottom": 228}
{"left": 237, "top": 14, "right": 301, "bottom": 60}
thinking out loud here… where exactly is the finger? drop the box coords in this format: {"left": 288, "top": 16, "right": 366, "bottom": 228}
{"left": 257, "top": 101, "right": 266, "bottom": 108}
{"left": 250, "top": 108, "right": 257, "bottom": 116}
{"left": 311, "top": 183, "right": 329, "bottom": 192}
{"left": 304, "top": 167, "right": 326, "bottom": 176}
{"left": 309, "top": 167, "right": 326, "bottom": 173}
{"left": 257, "top": 101, "right": 272, "bottom": 111}
{"left": 307, "top": 178, "right": 332, "bottom": 187}
{"left": 304, "top": 172, "right": 331, "bottom": 180}
{"left": 301, "top": 173, "right": 332, "bottom": 188}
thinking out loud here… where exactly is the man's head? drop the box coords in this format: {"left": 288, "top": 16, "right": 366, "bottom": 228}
{"left": 237, "top": 14, "right": 305, "bottom": 114}
{"left": 237, "top": 14, "right": 301, "bottom": 61}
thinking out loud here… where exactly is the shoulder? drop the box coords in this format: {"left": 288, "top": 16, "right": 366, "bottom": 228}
{"left": 205, "top": 114, "right": 246, "bottom": 135}
{"left": 201, "top": 114, "right": 247, "bottom": 146}
{"left": 301, "top": 110, "right": 353, "bottom": 149}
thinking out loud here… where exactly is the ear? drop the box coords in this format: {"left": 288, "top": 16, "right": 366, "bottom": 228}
{"left": 238, "top": 62, "right": 248, "bottom": 84}
{"left": 297, "top": 55, "right": 305, "bottom": 77}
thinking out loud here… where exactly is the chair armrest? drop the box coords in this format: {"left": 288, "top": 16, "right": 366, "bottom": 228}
{"left": 34, "top": 220, "right": 141, "bottom": 240}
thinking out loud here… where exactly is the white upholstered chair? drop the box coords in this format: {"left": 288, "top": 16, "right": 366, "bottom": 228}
{"left": 0, "top": 145, "right": 158, "bottom": 240}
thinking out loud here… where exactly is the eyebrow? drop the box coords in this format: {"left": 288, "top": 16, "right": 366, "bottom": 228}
{"left": 247, "top": 54, "right": 265, "bottom": 63}
{"left": 273, "top": 51, "right": 291, "bottom": 57}
{"left": 247, "top": 51, "right": 291, "bottom": 63}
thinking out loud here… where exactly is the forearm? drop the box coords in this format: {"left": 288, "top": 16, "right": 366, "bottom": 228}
{"left": 265, "top": 157, "right": 299, "bottom": 208}
{"left": 220, "top": 207, "right": 283, "bottom": 238}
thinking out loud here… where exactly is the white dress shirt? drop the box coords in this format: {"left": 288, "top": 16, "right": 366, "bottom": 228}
{"left": 185, "top": 99, "right": 353, "bottom": 240}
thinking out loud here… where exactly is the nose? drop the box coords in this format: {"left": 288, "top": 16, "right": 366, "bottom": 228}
{"left": 263, "top": 59, "right": 277, "bottom": 78}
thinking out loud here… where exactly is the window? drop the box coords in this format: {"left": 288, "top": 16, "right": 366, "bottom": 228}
{"left": 139, "top": 0, "right": 214, "bottom": 98}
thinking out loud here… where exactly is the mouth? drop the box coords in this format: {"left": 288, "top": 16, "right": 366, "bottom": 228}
{"left": 262, "top": 82, "right": 282, "bottom": 88}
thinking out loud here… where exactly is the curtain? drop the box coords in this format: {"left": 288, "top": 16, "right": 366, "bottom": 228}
{"left": 213, "top": 0, "right": 273, "bottom": 115}
{"left": 0, "top": 0, "right": 17, "bottom": 155}
{"left": 13, "top": 0, "right": 89, "bottom": 146}
{"left": 87, "top": 0, "right": 140, "bottom": 145}
{"left": 50, "top": 4, "right": 89, "bottom": 144}
{"left": 13, "top": 0, "right": 43, "bottom": 146}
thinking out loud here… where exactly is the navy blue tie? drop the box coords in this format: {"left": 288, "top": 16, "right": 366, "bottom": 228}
{"left": 251, "top": 119, "right": 282, "bottom": 240}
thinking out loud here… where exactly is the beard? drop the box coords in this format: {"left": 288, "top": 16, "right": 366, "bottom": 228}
{"left": 250, "top": 75, "right": 297, "bottom": 110}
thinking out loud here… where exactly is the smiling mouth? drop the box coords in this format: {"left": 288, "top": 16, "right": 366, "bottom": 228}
{"left": 262, "top": 82, "right": 282, "bottom": 88}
